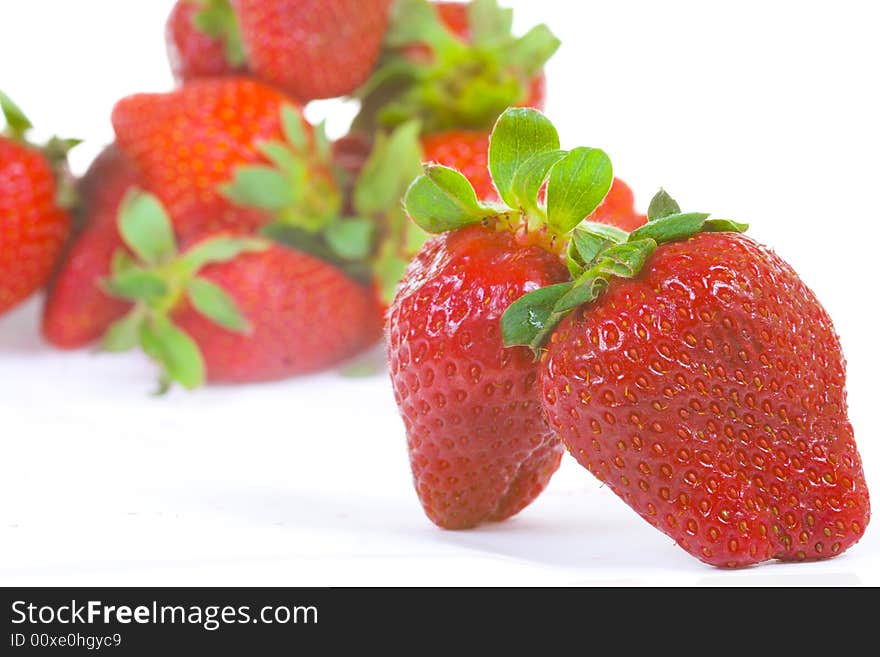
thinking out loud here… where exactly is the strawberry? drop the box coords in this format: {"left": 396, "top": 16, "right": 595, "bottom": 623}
{"left": 232, "top": 0, "right": 393, "bottom": 102}
{"left": 388, "top": 109, "right": 618, "bottom": 528}
{"left": 355, "top": 0, "right": 559, "bottom": 134}
{"left": 592, "top": 178, "right": 647, "bottom": 233}
{"left": 0, "top": 91, "right": 75, "bottom": 316}
{"left": 42, "top": 146, "right": 141, "bottom": 348}
{"left": 503, "top": 188, "right": 871, "bottom": 567}
{"left": 101, "top": 191, "right": 383, "bottom": 390}
{"left": 111, "top": 78, "right": 338, "bottom": 242}
{"left": 166, "top": 0, "right": 247, "bottom": 83}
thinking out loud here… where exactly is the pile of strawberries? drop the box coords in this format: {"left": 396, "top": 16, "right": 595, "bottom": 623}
{"left": 0, "top": 1, "right": 870, "bottom": 568}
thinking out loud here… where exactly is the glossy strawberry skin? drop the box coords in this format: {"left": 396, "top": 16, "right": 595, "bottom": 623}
{"left": 174, "top": 240, "right": 383, "bottom": 382}
{"left": 540, "top": 232, "right": 870, "bottom": 567}
{"left": 421, "top": 131, "right": 496, "bottom": 202}
{"left": 592, "top": 178, "right": 647, "bottom": 232}
{"left": 387, "top": 225, "right": 568, "bottom": 529}
{"left": 42, "top": 146, "right": 139, "bottom": 348}
{"left": 233, "top": 0, "right": 392, "bottom": 101}
{"left": 111, "top": 78, "right": 294, "bottom": 241}
{"left": 166, "top": 0, "right": 246, "bottom": 83}
{"left": 0, "top": 139, "right": 70, "bottom": 316}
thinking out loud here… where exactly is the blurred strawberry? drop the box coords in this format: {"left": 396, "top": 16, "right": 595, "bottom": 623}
{"left": 42, "top": 145, "right": 141, "bottom": 348}
{"left": 166, "top": 0, "right": 247, "bottom": 83}
{"left": 0, "top": 91, "right": 76, "bottom": 317}
{"left": 355, "top": 0, "right": 559, "bottom": 133}
{"left": 232, "top": 0, "right": 393, "bottom": 101}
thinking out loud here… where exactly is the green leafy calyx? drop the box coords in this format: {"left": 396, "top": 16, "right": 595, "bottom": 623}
{"left": 102, "top": 190, "right": 269, "bottom": 391}
{"left": 354, "top": 0, "right": 560, "bottom": 133}
{"left": 403, "top": 107, "right": 613, "bottom": 252}
{"left": 501, "top": 190, "right": 749, "bottom": 354}
{"left": 190, "top": 0, "right": 246, "bottom": 68}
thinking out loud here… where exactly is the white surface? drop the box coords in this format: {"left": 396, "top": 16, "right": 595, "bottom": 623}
{"left": 2, "top": 1, "right": 879, "bottom": 586}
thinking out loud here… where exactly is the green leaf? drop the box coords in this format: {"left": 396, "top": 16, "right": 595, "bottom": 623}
{"left": 403, "top": 165, "right": 488, "bottom": 233}
{"left": 353, "top": 120, "right": 423, "bottom": 216}
{"left": 553, "top": 275, "right": 608, "bottom": 314}
{"left": 187, "top": 277, "right": 250, "bottom": 333}
{"left": 105, "top": 268, "right": 169, "bottom": 302}
{"left": 505, "top": 24, "right": 562, "bottom": 76}
{"left": 704, "top": 218, "right": 749, "bottom": 233}
{"left": 569, "top": 225, "right": 623, "bottom": 269}
{"left": 118, "top": 191, "right": 177, "bottom": 266}
{"left": 192, "top": 0, "right": 245, "bottom": 67}
{"left": 647, "top": 189, "right": 682, "bottom": 221}
{"left": 596, "top": 239, "right": 657, "bottom": 278}
{"left": 101, "top": 309, "right": 144, "bottom": 353}
{"left": 488, "top": 108, "right": 560, "bottom": 208}
{"left": 139, "top": 317, "right": 205, "bottom": 390}
{"left": 546, "top": 147, "right": 614, "bottom": 234}
{"left": 385, "top": 0, "right": 456, "bottom": 48}
{"left": 220, "top": 165, "right": 298, "bottom": 211}
{"left": 628, "top": 212, "right": 710, "bottom": 244}
{"left": 325, "top": 218, "right": 375, "bottom": 261}
{"left": 180, "top": 236, "right": 269, "bottom": 273}
{"left": 111, "top": 250, "right": 137, "bottom": 276}
{"left": 501, "top": 282, "right": 573, "bottom": 350}
{"left": 0, "top": 89, "right": 32, "bottom": 137}
{"left": 376, "top": 253, "right": 410, "bottom": 305}
{"left": 468, "top": 0, "right": 514, "bottom": 45}
{"left": 281, "top": 105, "right": 307, "bottom": 151}
{"left": 313, "top": 120, "right": 332, "bottom": 163}
{"left": 511, "top": 149, "right": 567, "bottom": 214}
{"left": 257, "top": 140, "right": 301, "bottom": 176}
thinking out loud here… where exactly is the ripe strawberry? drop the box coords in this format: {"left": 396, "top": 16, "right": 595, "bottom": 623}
{"left": 166, "top": 0, "right": 247, "bottom": 83}
{"left": 101, "top": 191, "right": 382, "bottom": 389}
{"left": 356, "top": 0, "right": 559, "bottom": 133}
{"left": 388, "top": 109, "right": 617, "bottom": 528}
{"left": 232, "top": 0, "right": 393, "bottom": 102}
{"left": 0, "top": 91, "right": 75, "bottom": 316}
{"left": 111, "top": 78, "right": 338, "bottom": 242}
{"left": 420, "top": 130, "right": 496, "bottom": 201}
{"left": 42, "top": 146, "right": 141, "bottom": 348}
{"left": 505, "top": 189, "right": 870, "bottom": 567}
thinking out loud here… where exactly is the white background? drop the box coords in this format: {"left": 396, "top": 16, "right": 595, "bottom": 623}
{"left": 1, "top": 0, "right": 878, "bottom": 585}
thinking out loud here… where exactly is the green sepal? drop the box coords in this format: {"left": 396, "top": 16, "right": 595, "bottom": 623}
{"left": 101, "top": 308, "right": 145, "bottom": 353}
{"left": 647, "top": 188, "right": 681, "bottom": 221}
{"left": 503, "top": 24, "right": 561, "bottom": 75}
{"left": 500, "top": 282, "right": 574, "bottom": 353}
{"left": 0, "top": 89, "right": 32, "bottom": 138}
{"left": 354, "top": 121, "right": 423, "bottom": 216}
{"left": 118, "top": 190, "right": 178, "bottom": 266}
{"left": 704, "top": 219, "right": 749, "bottom": 233}
{"left": 546, "top": 147, "right": 614, "bottom": 233}
{"left": 313, "top": 121, "right": 332, "bottom": 164}
{"left": 404, "top": 165, "right": 490, "bottom": 233}
{"left": 104, "top": 267, "right": 170, "bottom": 302}
{"left": 468, "top": 0, "right": 514, "bottom": 45}
{"left": 220, "top": 165, "right": 299, "bottom": 211}
{"left": 187, "top": 277, "right": 250, "bottom": 334}
{"left": 489, "top": 108, "right": 560, "bottom": 208}
{"left": 566, "top": 222, "right": 629, "bottom": 277}
{"left": 628, "top": 212, "right": 710, "bottom": 244}
{"left": 511, "top": 149, "right": 567, "bottom": 215}
{"left": 281, "top": 105, "right": 308, "bottom": 151}
{"left": 139, "top": 316, "right": 205, "bottom": 391}
{"left": 325, "top": 218, "right": 375, "bottom": 261}
{"left": 179, "top": 236, "right": 269, "bottom": 274}
{"left": 384, "top": 0, "right": 459, "bottom": 49}
{"left": 257, "top": 140, "right": 302, "bottom": 176}
{"left": 191, "top": 0, "right": 246, "bottom": 68}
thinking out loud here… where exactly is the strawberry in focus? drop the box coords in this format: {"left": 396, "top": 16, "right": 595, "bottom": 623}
{"left": 0, "top": 91, "right": 75, "bottom": 317}
{"left": 166, "top": 0, "right": 247, "bottom": 83}
{"left": 232, "top": 0, "right": 392, "bottom": 102}
{"left": 42, "top": 145, "right": 141, "bottom": 348}
{"left": 388, "top": 109, "right": 616, "bottom": 528}
{"left": 504, "top": 189, "right": 870, "bottom": 567}
{"left": 355, "top": 0, "right": 559, "bottom": 134}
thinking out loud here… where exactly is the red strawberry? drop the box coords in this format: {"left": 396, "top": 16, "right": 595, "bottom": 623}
{"left": 356, "top": 0, "right": 558, "bottom": 133}
{"left": 505, "top": 189, "right": 870, "bottom": 567}
{"left": 0, "top": 92, "right": 74, "bottom": 316}
{"left": 232, "top": 0, "right": 393, "bottom": 102}
{"left": 388, "top": 109, "right": 616, "bottom": 528}
{"left": 42, "top": 146, "right": 141, "bottom": 348}
{"left": 112, "top": 78, "right": 338, "bottom": 242}
{"left": 420, "top": 130, "right": 496, "bottom": 201}
{"left": 592, "top": 178, "right": 647, "bottom": 233}
{"left": 101, "top": 191, "right": 383, "bottom": 389}
{"left": 166, "top": 0, "right": 247, "bottom": 83}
